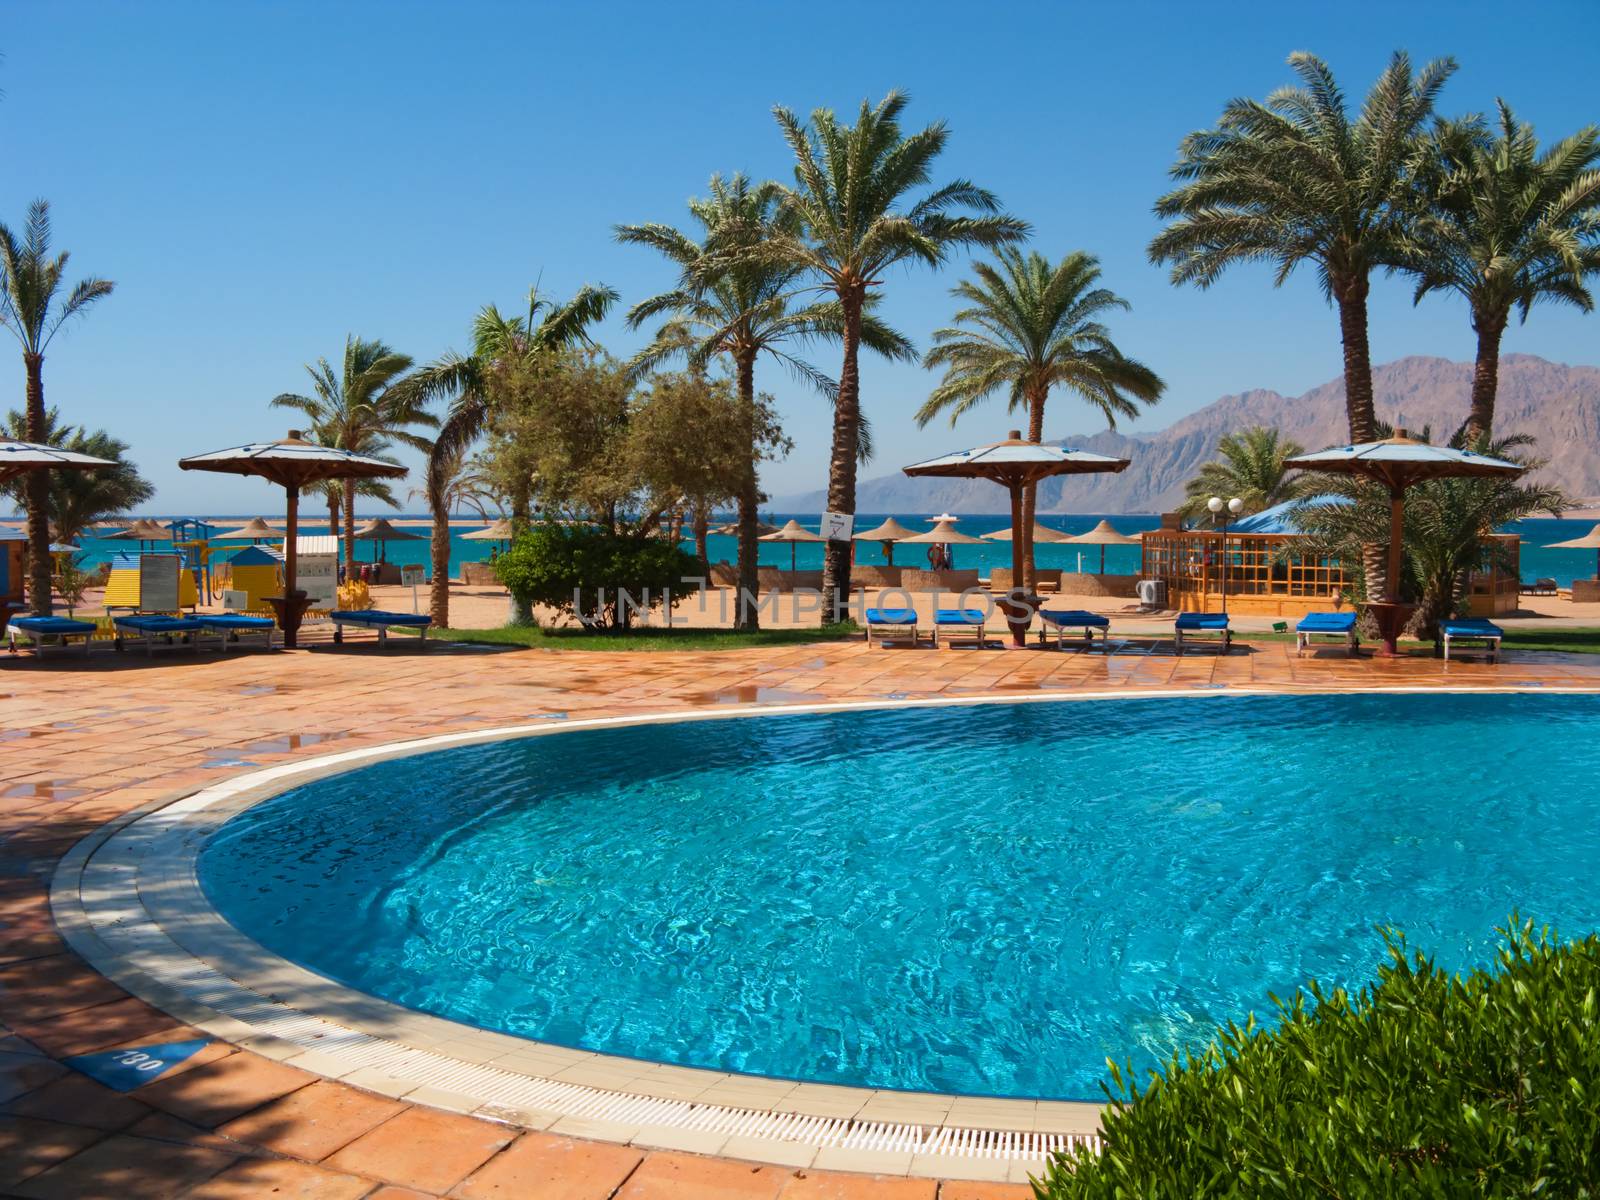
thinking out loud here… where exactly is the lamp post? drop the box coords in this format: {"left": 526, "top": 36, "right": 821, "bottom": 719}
{"left": 1208, "top": 496, "right": 1243, "bottom": 615}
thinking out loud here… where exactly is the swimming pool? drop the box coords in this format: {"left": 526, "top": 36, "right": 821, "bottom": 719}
{"left": 198, "top": 692, "right": 1600, "bottom": 1101}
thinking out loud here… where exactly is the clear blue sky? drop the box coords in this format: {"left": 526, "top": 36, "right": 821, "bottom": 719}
{"left": 5, "top": 1, "right": 1598, "bottom": 514}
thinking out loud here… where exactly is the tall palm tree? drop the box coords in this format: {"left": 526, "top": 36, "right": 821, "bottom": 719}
{"left": 0, "top": 200, "right": 115, "bottom": 614}
{"left": 917, "top": 248, "right": 1164, "bottom": 588}
{"left": 393, "top": 284, "right": 615, "bottom": 625}
{"left": 2, "top": 407, "right": 153, "bottom": 546}
{"left": 1397, "top": 104, "right": 1600, "bottom": 438}
{"left": 1150, "top": 51, "right": 1455, "bottom": 444}
{"left": 1177, "top": 427, "right": 1308, "bottom": 521}
{"left": 271, "top": 335, "right": 432, "bottom": 570}
{"left": 758, "top": 90, "right": 1028, "bottom": 602}
{"left": 618, "top": 173, "right": 911, "bottom": 627}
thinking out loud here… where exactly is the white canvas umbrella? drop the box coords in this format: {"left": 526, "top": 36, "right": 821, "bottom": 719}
{"left": 1286, "top": 431, "right": 1523, "bottom": 653}
{"left": 0, "top": 437, "right": 115, "bottom": 487}
{"left": 179, "top": 431, "right": 406, "bottom": 646}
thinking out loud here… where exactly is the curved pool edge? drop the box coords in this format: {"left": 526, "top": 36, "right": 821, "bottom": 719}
{"left": 50, "top": 683, "right": 1593, "bottom": 1175}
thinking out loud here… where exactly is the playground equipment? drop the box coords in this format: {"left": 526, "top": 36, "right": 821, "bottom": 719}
{"left": 166, "top": 518, "right": 218, "bottom": 604}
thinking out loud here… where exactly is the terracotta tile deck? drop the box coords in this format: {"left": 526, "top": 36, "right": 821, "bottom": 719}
{"left": 3, "top": 637, "right": 1596, "bottom": 1196}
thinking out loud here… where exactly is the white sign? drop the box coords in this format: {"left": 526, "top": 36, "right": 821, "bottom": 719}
{"left": 820, "top": 510, "right": 854, "bottom": 542}
{"left": 297, "top": 553, "right": 337, "bottom": 607}
{"left": 400, "top": 564, "right": 425, "bottom": 587}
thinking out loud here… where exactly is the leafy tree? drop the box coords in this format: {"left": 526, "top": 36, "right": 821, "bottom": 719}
{"left": 1149, "top": 52, "right": 1455, "bottom": 445}
{"left": 2, "top": 407, "right": 152, "bottom": 547}
{"left": 619, "top": 173, "right": 898, "bottom": 625}
{"left": 270, "top": 335, "right": 433, "bottom": 569}
{"left": 917, "top": 248, "right": 1163, "bottom": 587}
{"left": 1177, "top": 427, "right": 1308, "bottom": 522}
{"left": 494, "top": 522, "right": 701, "bottom": 632}
{"left": 0, "top": 200, "right": 115, "bottom": 614}
{"left": 1397, "top": 104, "right": 1600, "bottom": 437}
{"left": 1295, "top": 429, "right": 1564, "bottom": 645}
{"left": 393, "top": 285, "right": 615, "bottom": 623}
{"left": 759, "top": 90, "right": 1026, "bottom": 603}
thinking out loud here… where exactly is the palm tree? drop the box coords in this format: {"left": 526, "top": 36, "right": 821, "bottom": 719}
{"left": 0, "top": 200, "right": 115, "bottom": 614}
{"left": 418, "top": 440, "right": 475, "bottom": 628}
{"left": 1149, "top": 52, "right": 1455, "bottom": 445}
{"left": 618, "top": 173, "right": 911, "bottom": 627}
{"left": 393, "top": 284, "right": 616, "bottom": 625}
{"left": 2, "top": 407, "right": 152, "bottom": 546}
{"left": 1397, "top": 104, "right": 1600, "bottom": 438}
{"left": 758, "top": 90, "right": 1028, "bottom": 602}
{"left": 917, "top": 248, "right": 1164, "bottom": 588}
{"left": 1177, "top": 427, "right": 1308, "bottom": 521}
{"left": 271, "top": 335, "right": 432, "bottom": 570}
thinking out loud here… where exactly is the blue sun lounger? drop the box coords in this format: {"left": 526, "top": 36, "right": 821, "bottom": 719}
{"left": 113, "top": 613, "right": 216, "bottom": 655}
{"left": 331, "top": 609, "right": 432, "bottom": 646}
{"left": 1037, "top": 609, "right": 1110, "bottom": 651}
{"left": 1296, "top": 611, "right": 1358, "bottom": 657}
{"left": 9, "top": 616, "right": 98, "bottom": 657}
{"left": 196, "top": 613, "right": 277, "bottom": 651}
{"left": 1174, "top": 611, "right": 1231, "bottom": 655}
{"left": 933, "top": 608, "right": 994, "bottom": 648}
{"left": 863, "top": 607, "right": 920, "bottom": 647}
{"left": 1441, "top": 618, "right": 1504, "bottom": 663}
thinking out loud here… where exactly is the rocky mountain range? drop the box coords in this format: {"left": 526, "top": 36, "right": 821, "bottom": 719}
{"left": 775, "top": 354, "right": 1600, "bottom": 514}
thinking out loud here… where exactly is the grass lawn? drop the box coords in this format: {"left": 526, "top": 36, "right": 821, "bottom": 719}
{"left": 423, "top": 621, "right": 861, "bottom": 651}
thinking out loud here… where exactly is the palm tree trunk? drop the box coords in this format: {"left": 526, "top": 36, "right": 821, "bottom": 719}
{"left": 734, "top": 348, "right": 761, "bottom": 631}
{"left": 821, "top": 292, "right": 864, "bottom": 612}
{"left": 1021, "top": 391, "right": 1047, "bottom": 592}
{"left": 509, "top": 488, "right": 533, "bottom": 624}
{"left": 428, "top": 490, "right": 450, "bottom": 628}
{"left": 342, "top": 478, "right": 356, "bottom": 573}
{"left": 1334, "top": 276, "right": 1377, "bottom": 443}
{"left": 1466, "top": 312, "right": 1506, "bottom": 441}
{"left": 23, "top": 352, "right": 52, "bottom": 617}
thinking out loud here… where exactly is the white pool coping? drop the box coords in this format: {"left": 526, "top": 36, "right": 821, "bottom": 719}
{"left": 50, "top": 684, "right": 1594, "bottom": 1180}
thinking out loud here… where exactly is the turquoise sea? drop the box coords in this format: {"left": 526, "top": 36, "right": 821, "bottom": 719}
{"left": 62, "top": 513, "right": 1599, "bottom": 586}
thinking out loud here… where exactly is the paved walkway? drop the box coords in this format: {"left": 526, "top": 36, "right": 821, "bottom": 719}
{"left": 4, "top": 637, "right": 1598, "bottom": 1197}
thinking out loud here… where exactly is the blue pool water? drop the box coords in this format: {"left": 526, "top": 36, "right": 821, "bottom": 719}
{"left": 199, "top": 693, "right": 1600, "bottom": 1100}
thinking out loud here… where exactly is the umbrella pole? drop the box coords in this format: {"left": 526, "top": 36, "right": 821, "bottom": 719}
{"left": 1000, "top": 481, "right": 1028, "bottom": 647}
{"left": 1100, "top": 544, "right": 1106, "bottom": 575}
{"left": 1375, "top": 487, "right": 1406, "bottom": 656}
{"left": 284, "top": 485, "right": 300, "bottom": 649}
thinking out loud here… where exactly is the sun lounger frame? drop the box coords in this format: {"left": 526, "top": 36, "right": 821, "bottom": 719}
{"left": 863, "top": 609, "right": 921, "bottom": 647}
{"left": 1037, "top": 610, "right": 1110, "bottom": 652}
{"left": 112, "top": 614, "right": 219, "bottom": 656}
{"left": 932, "top": 609, "right": 998, "bottom": 649}
{"left": 8, "top": 617, "right": 98, "bottom": 657}
{"left": 1295, "top": 613, "right": 1359, "bottom": 658}
{"left": 331, "top": 610, "right": 432, "bottom": 646}
{"left": 1441, "top": 619, "right": 1503, "bottom": 663}
{"left": 1174, "top": 613, "right": 1231, "bottom": 656}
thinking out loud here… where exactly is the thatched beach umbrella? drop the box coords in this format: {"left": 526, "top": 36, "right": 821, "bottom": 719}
{"left": 759, "top": 519, "right": 825, "bottom": 571}
{"left": 983, "top": 521, "right": 1073, "bottom": 544}
{"left": 1069, "top": 519, "right": 1140, "bottom": 575}
{"left": 107, "top": 519, "right": 174, "bottom": 551}
{"left": 179, "top": 431, "right": 405, "bottom": 646}
{"left": 904, "top": 431, "right": 1130, "bottom": 644}
{"left": 714, "top": 520, "right": 780, "bottom": 538}
{"left": 1286, "top": 431, "right": 1524, "bottom": 654}
{"left": 462, "top": 518, "right": 514, "bottom": 553}
{"left": 212, "top": 517, "right": 284, "bottom": 542}
{"left": 1545, "top": 523, "right": 1600, "bottom": 582}
{"left": 352, "top": 517, "right": 425, "bottom": 563}
{"left": 853, "top": 516, "right": 919, "bottom": 566}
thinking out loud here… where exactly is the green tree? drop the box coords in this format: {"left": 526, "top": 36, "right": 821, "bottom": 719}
{"left": 1296, "top": 429, "right": 1564, "bottom": 645}
{"left": 759, "top": 90, "right": 1027, "bottom": 603}
{"left": 1149, "top": 52, "right": 1455, "bottom": 445}
{"left": 1177, "top": 427, "right": 1308, "bottom": 521}
{"left": 2, "top": 407, "right": 152, "bottom": 547}
{"left": 415, "top": 439, "right": 490, "bottom": 627}
{"left": 619, "top": 173, "right": 900, "bottom": 626}
{"left": 0, "top": 200, "right": 115, "bottom": 614}
{"left": 270, "top": 335, "right": 432, "bottom": 569}
{"left": 394, "top": 285, "right": 616, "bottom": 625}
{"left": 1398, "top": 104, "right": 1600, "bottom": 438}
{"left": 917, "top": 248, "right": 1163, "bottom": 588}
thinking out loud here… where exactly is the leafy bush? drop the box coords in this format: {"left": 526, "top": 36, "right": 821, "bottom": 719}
{"left": 1036, "top": 920, "right": 1600, "bottom": 1198}
{"left": 494, "top": 522, "right": 701, "bottom": 630}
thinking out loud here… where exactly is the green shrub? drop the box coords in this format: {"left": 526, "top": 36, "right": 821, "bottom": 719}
{"left": 1036, "top": 920, "right": 1600, "bottom": 1198}
{"left": 494, "top": 522, "right": 701, "bottom": 630}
